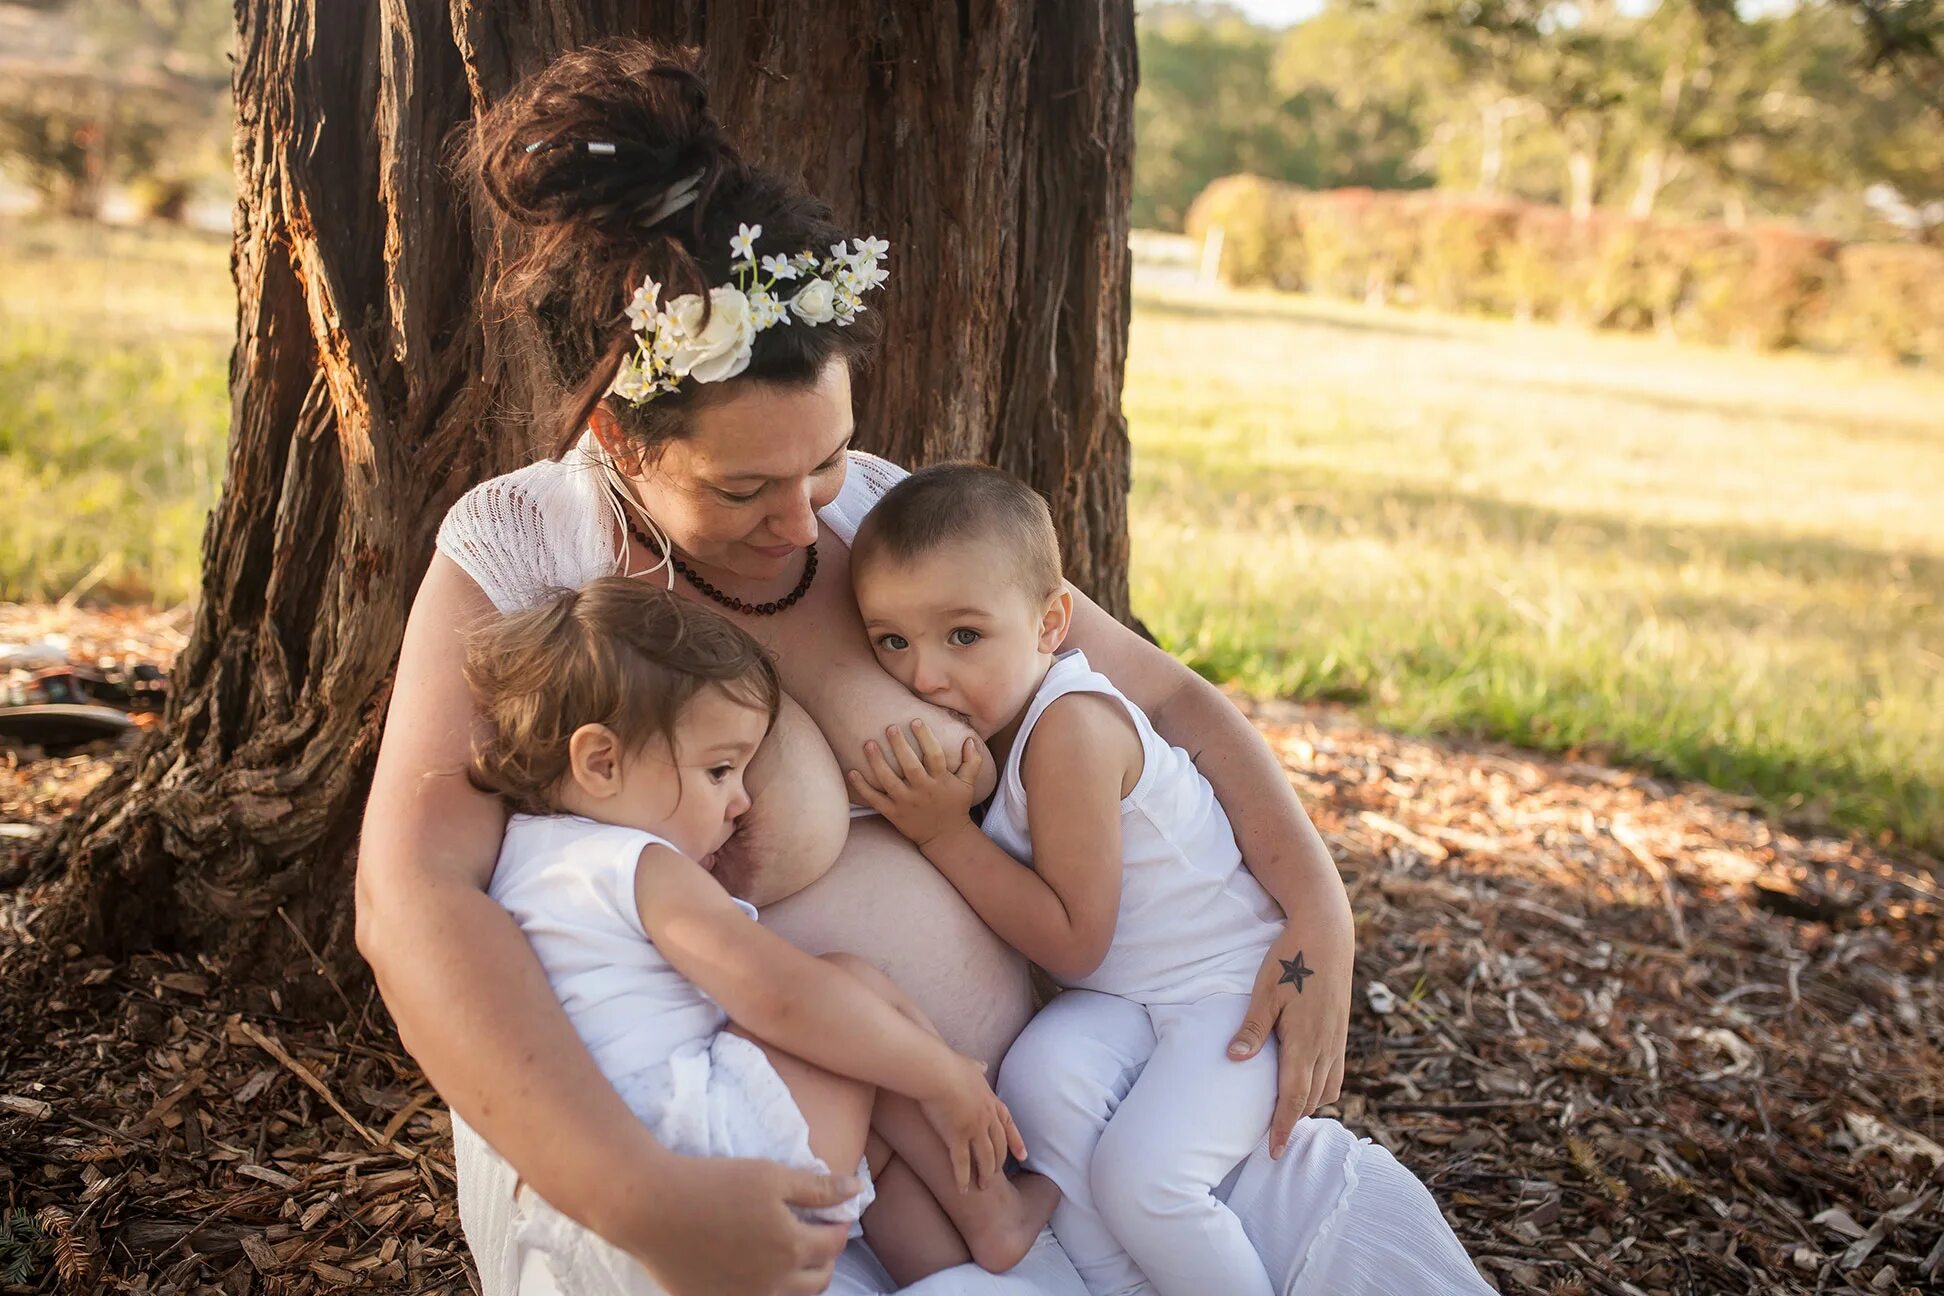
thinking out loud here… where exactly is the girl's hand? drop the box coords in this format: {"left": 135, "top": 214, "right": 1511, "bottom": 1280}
{"left": 917, "top": 1056, "right": 1027, "bottom": 1192}
{"left": 623, "top": 1155, "right": 857, "bottom": 1295}
{"left": 848, "top": 721, "right": 986, "bottom": 849}
{"left": 1227, "top": 926, "right": 1351, "bottom": 1156}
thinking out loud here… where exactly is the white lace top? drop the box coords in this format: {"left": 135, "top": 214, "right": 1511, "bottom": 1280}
{"left": 437, "top": 431, "right": 909, "bottom": 614}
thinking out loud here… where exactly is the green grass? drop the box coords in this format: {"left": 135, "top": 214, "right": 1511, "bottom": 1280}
{"left": 1127, "top": 283, "right": 1944, "bottom": 851}
{"left": 3, "top": 218, "right": 1940, "bottom": 851}
{"left": 0, "top": 220, "right": 230, "bottom": 603}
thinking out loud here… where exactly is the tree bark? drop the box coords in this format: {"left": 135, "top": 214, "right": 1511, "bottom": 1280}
{"left": 34, "top": 0, "right": 1136, "bottom": 990}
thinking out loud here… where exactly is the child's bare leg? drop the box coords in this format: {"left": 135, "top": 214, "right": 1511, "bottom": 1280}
{"left": 873, "top": 1093, "right": 1060, "bottom": 1273}
{"left": 861, "top": 1132, "right": 975, "bottom": 1287}
{"left": 812, "top": 951, "right": 1060, "bottom": 1272}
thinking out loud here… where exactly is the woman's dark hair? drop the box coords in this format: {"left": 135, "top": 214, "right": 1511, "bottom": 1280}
{"left": 459, "top": 40, "right": 881, "bottom": 458}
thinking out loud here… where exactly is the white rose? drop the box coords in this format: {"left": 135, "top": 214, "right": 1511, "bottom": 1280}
{"left": 666, "top": 287, "right": 756, "bottom": 384}
{"left": 790, "top": 278, "right": 838, "bottom": 325}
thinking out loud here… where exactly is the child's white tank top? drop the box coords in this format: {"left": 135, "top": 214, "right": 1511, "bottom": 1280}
{"left": 979, "top": 650, "right": 1284, "bottom": 1004}
{"left": 488, "top": 813, "right": 757, "bottom": 1081}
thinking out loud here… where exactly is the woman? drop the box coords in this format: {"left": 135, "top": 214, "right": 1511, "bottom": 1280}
{"left": 355, "top": 40, "right": 1488, "bottom": 1296}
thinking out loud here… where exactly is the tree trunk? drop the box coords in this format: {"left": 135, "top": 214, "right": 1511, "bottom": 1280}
{"left": 34, "top": 0, "right": 1136, "bottom": 990}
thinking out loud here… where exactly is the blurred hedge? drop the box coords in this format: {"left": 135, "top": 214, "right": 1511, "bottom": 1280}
{"left": 1185, "top": 177, "right": 1944, "bottom": 364}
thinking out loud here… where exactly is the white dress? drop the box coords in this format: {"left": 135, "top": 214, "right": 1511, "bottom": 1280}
{"left": 435, "top": 437, "right": 1493, "bottom": 1296}
{"left": 488, "top": 814, "right": 874, "bottom": 1292}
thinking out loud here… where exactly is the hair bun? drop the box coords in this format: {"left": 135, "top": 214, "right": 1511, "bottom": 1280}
{"left": 473, "top": 39, "right": 736, "bottom": 242}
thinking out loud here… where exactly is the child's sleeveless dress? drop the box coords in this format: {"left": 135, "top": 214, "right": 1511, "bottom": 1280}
{"left": 488, "top": 813, "right": 874, "bottom": 1291}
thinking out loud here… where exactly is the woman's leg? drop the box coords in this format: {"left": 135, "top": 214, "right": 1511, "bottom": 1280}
{"left": 995, "top": 991, "right": 1160, "bottom": 1296}
{"left": 1088, "top": 996, "right": 1276, "bottom": 1296}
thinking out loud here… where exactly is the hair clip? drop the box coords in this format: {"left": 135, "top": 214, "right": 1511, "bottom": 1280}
{"left": 522, "top": 139, "right": 618, "bottom": 157}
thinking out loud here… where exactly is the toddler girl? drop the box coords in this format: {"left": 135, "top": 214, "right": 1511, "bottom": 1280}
{"left": 464, "top": 577, "right": 1057, "bottom": 1289}
{"left": 848, "top": 465, "right": 1288, "bottom": 1296}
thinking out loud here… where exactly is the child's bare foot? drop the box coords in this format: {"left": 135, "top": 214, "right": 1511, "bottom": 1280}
{"left": 963, "top": 1170, "right": 1061, "bottom": 1274}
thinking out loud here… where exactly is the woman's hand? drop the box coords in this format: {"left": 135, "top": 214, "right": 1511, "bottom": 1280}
{"left": 622, "top": 1155, "right": 859, "bottom": 1296}
{"left": 917, "top": 1055, "right": 1027, "bottom": 1192}
{"left": 1226, "top": 924, "right": 1351, "bottom": 1156}
{"left": 848, "top": 720, "right": 986, "bottom": 849}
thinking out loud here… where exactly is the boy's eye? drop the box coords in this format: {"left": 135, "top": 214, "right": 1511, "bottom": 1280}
{"left": 877, "top": 633, "right": 909, "bottom": 652}
{"left": 949, "top": 628, "right": 981, "bottom": 646}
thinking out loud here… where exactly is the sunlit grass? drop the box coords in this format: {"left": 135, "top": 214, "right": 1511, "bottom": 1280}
{"left": 0, "top": 221, "right": 230, "bottom": 602}
{"left": 1127, "top": 282, "right": 1944, "bottom": 849}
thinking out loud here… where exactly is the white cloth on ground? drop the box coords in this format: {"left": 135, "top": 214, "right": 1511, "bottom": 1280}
{"left": 488, "top": 814, "right": 873, "bottom": 1291}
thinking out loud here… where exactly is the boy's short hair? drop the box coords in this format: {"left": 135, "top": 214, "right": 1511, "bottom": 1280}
{"left": 463, "top": 577, "right": 779, "bottom": 816}
{"left": 852, "top": 463, "right": 1063, "bottom": 600}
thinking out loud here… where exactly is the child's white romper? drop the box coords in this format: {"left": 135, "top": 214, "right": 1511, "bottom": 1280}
{"left": 489, "top": 813, "right": 875, "bottom": 1293}
{"left": 987, "top": 652, "right": 1290, "bottom": 1296}
{"left": 984, "top": 650, "right": 1284, "bottom": 1296}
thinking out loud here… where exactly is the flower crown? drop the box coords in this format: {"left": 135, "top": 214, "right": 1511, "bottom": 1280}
{"left": 609, "top": 223, "right": 889, "bottom": 405}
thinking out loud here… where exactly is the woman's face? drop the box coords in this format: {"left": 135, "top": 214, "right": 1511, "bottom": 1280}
{"left": 616, "top": 361, "right": 855, "bottom": 584}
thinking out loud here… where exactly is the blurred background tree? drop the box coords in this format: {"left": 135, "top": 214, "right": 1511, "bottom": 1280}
{"left": 1135, "top": 0, "right": 1941, "bottom": 244}
{"left": 0, "top": 0, "right": 230, "bottom": 221}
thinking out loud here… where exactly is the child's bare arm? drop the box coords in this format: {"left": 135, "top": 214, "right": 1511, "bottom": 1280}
{"left": 854, "top": 700, "right": 1139, "bottom": 983}
{"left": 633, "top": 846, "right": 1018, "bottom": 1187}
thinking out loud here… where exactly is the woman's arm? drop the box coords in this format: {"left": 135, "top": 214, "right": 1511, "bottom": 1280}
{"left": 356, "top": 555, "right": 854, "bottom": 1291}
{"left": 1061, "top": 586, "right": 1353, "bottom": 1153}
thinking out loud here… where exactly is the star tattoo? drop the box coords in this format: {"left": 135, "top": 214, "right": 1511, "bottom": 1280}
{"left": 1278, "top": 951, "right": 1314, "bottom": 993}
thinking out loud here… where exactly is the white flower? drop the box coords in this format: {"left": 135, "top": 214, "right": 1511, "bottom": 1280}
{"left": 610, "top": 348, "right": 657, "bottom": 402}
{"left": 857, "top": 261, "right": 889, "bottom": 290}
{"left": 789, "top": 277, "right": 838, "bottom": 325}
{"left": 665, "top": 286, "right": 757, "bottom": 383}
{"left": 652, "top": 315, "right": 681, "bottom": 360}
{"left": 749, "top": 287, "right": 790, "bottom": 329}
{"left": 625, "top": 276, "right": 661, "bottom": 333}
{"left": 761, "top": 254, "right": 800, "bottom": 281}
{"left": 730, "top": 223, "right": 762, "bottom": 263}
{"left": 855, "top": 235, "right": 890, "bottom": 261}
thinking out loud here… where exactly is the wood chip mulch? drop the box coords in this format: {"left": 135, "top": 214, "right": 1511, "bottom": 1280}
{"left": 2, "top": 607, "right": 1940, "bottom": 1295}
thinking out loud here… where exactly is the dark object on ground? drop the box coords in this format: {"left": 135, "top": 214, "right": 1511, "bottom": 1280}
{"left": 0, "top": 703, "right": 136, "bottom": 748}
{"left": 72, "top": 660, "right": 170, "bottom": 712}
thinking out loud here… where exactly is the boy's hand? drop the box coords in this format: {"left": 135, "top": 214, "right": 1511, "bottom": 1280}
{"left": 918, "top": 1056, "right": 1027, "bottom": 1192}
{"left": 847, "top": 720, "right": 986, "bottom": 849}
